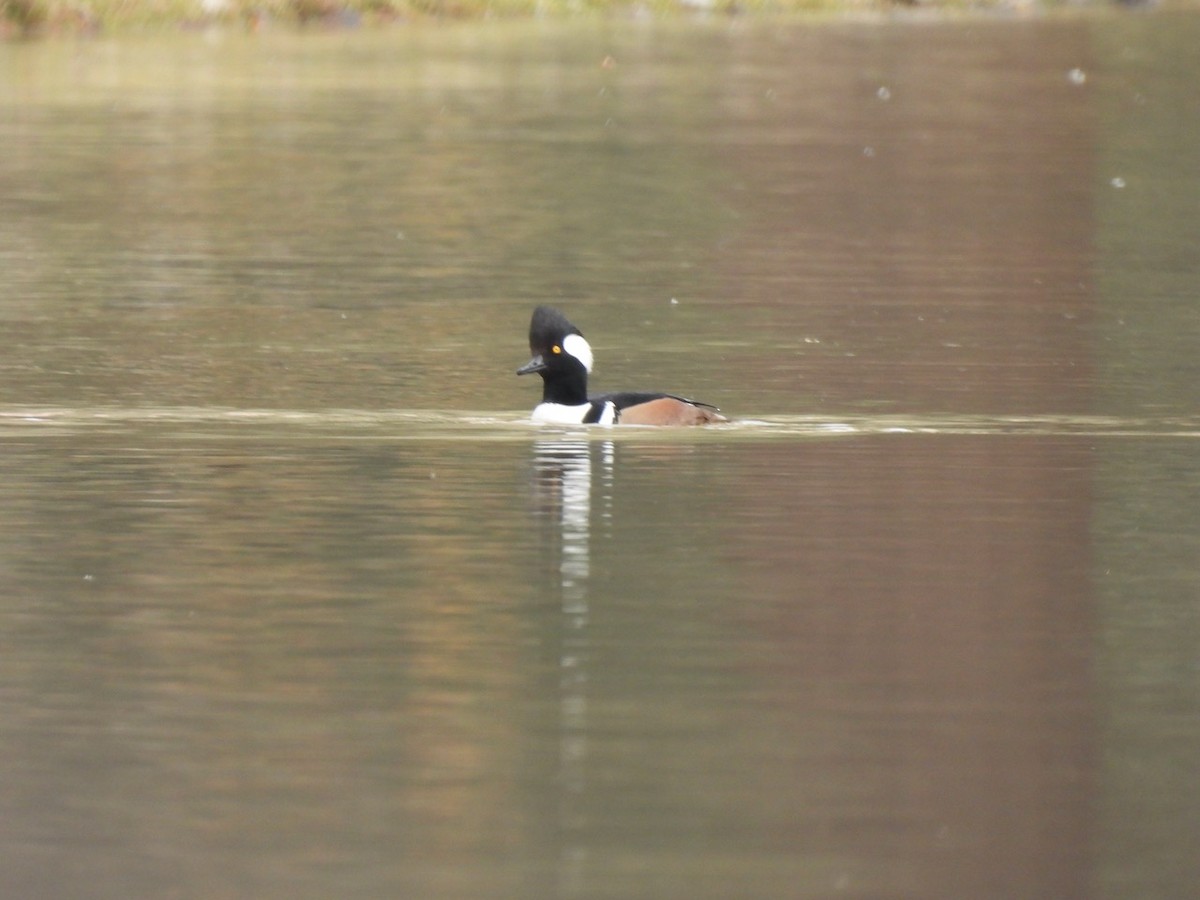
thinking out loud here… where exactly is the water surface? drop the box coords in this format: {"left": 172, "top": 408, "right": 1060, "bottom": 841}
{"left": 2, "top": 13, "right": 1199, "bottom": 900}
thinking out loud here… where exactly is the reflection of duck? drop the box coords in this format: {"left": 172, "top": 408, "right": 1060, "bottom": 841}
{"left": 530, "top": 437, "right": 607, "bottom": 895}
{"left": 531, "top": 438, "right": 594, "bottom": 604}
{"left": 517, "top": 306, "right": 726, "bottom": 426}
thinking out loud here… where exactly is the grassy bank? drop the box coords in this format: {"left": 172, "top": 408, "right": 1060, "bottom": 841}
{"left": 0, "top": 0, "right": 1186, "bottom": 37}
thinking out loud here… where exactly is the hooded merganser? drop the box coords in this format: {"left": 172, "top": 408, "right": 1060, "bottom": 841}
{"left": 516, "top": 305, "right": 726, "bottom": 426}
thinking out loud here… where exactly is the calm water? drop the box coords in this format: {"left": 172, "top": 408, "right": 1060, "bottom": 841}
{"left": 2, "top": 12, "right": 1199, "bottom": 900}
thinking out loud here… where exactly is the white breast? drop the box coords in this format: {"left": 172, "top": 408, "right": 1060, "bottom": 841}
{"left": 532, "top": 402, "right": 592, "bottom": 425}
{"left": 531, "top": 401, "right": 617, "bottom": 426}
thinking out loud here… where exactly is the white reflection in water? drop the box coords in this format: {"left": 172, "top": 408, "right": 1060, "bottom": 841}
{"left": 531, "top": 435, "right": 613, "bottom": 897}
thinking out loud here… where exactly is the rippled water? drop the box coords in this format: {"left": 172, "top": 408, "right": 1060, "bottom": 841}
{"left": 3, "top": 12, "right": 1200, "bottom": 900}
{"left": 6, "top": 407, "right": 1200, "bottom": 438}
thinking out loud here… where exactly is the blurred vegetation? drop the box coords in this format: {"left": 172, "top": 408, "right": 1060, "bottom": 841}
{"left": 4, "top": 0, "right": 1193, "bottom": 38}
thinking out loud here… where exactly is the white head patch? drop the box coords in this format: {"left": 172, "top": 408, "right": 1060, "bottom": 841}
{"left": 562, "top": 333, "right": 593, "bottom": 373}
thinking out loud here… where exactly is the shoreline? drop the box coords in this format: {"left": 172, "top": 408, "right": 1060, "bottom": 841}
{"left": 2, "top": 0, "right": 1191, "bottom": 39}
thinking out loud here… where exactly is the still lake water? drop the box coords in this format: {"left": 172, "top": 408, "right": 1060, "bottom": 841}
{"left": 2, "top": 12, "right": 1199, "bottom": 899}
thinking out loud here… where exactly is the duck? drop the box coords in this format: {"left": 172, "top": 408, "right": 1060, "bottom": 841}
{"left": 516, "top": 305, "right": 726, "bottom": 426}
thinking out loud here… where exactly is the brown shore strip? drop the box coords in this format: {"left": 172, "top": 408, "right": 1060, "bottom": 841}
{"left": 2, "top": 0, "right": 1190, "bottom": 40}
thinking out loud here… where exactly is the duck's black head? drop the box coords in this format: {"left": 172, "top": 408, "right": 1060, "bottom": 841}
{"left": 516, "top": 305, "right": 593, "bottom": 406}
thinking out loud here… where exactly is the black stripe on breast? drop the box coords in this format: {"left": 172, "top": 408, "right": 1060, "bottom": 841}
{"left": 582, "top": 402, "right": 608, "bottom": 424}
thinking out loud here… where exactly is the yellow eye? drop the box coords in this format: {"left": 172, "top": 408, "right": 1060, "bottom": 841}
{"left": 551, "top": 345, "right": 562, "bottom": 355}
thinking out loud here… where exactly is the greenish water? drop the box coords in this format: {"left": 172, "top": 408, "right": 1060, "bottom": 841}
{"left": 2, "top": 14, "right": 1199, "bottom": 900}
